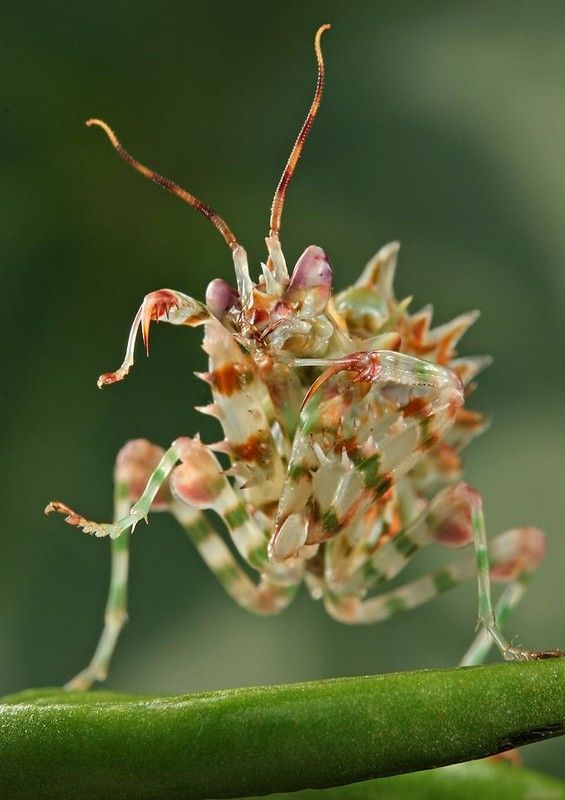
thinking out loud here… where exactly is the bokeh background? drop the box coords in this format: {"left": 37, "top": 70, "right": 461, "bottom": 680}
{"left": 2, "top": 0, "right": 565, "bottom": 778}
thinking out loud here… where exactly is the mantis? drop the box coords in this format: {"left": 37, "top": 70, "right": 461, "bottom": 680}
{"left": 46, "top": 24, "right": 559, "bottom": 691}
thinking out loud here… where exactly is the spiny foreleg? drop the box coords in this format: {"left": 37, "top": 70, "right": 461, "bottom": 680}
{"left": 270, "top": 349, "right": 464, "bottom": 562}
{"left": 97, "top": 289, "right": 210, "bottom": 387}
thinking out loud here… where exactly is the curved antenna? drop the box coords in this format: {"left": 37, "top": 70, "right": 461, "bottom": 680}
{"left": 268, "top": 23, "right": 330, "bottom": 240}
{"left": 86, "top": 119, "right": 239, "bottom": 250}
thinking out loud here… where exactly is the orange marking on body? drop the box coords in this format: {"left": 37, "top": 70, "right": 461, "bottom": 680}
{"left": 455, "top": 408, "right": 485, "bottom": 429}
{"left": 401, "top": 396, "right": 429, "bottom": 418}
{"left": 231, "top": 433, "right": 271, "bottom": 466}
{"left": 210, "top": 363, "right": 248, "bottom": 396}
{"left": 410, "top": 316, "right": 428, "bottom": 343}
{"left": 98, "top": 371, "right": 121, "bottom": 387}
{"left": 433, "top": 443, "right": 462, "bottom": 475}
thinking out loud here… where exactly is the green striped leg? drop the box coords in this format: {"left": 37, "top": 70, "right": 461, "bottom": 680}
{"left": 467, "top": 494, "right": 546, "bottom": 661}
{"left": 65, "top": 484, "right": 132, "bottom": 691}
{"left": 460, "top": 581, "right": 526, "bottom": 666}
{"left": 328, "top": 482, "right": 475, "bottom": 596}
{"left": 330, "top": 483, "right": 547, "bottom": 662}
{"left": 324, "top": 525, "right": 544, "bottom": 661}
{"left": 51, "top": 444, "right": 182, "bottom": 539}
{"left": 171, "top": 501, "right": 300, "bottom": 614}
{"left": 170, "top": 439, "right": 301, "bottom": 586}
{"left": 324, "top": 553, "right": 477, "bottom": 623}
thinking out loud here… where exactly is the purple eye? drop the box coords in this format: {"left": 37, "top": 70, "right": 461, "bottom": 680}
{"left": 288, "top": 245, "right": 333, "bottom": 291}
{"left": 205, "top": 278, "right": 240, "bottom": 319}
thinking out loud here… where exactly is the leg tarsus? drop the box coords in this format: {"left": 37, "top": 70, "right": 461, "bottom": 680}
{"left": 46, "top": 444, "right": 181, "bottom": 539}
{"left": 466, "top": 496, "right": 560, "bottom": 663}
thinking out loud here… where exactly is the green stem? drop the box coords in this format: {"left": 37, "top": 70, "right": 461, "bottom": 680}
{"left": 1, "top": 660, "right": 564, "bottom": 799}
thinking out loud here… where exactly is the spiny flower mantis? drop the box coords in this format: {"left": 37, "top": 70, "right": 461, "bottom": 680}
{"left": 46, "top": 24, "right": 561, "bottom": 691}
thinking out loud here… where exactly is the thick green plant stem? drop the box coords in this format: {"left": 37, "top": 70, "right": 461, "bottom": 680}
{"left": 1, "top": 661, "right": 564, "bottom": 799}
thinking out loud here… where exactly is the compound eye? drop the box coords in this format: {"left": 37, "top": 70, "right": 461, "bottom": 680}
{"left": 288, "top": 245, "right": 333, "bottom": 291}
{"left": 205, "top": 278, "right": 240, "bottom": 319}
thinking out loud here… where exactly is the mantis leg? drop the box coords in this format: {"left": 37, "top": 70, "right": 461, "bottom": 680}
{"left": 97, "top": 289, "right": 209, "bottom": 387}
{"left": 48, "top": 433, "right": 298, "bottom": 577}
{"left": 171, "top": 500, "right": 299, "bottom": 614}
{"left": 333, "top": 482, "right": 549, "bottom": 662}
{"left": 46, "top": 443, "right": 181, "bottom": 538}
{"left": 65, "top": 487, "right": 132, "bottom": 691}
{"left": 460, "top": 582, "right": 526, "bottom": 666}
{"left": 325, "top": 524, "right": 547, "bottom": 663}
{"left": 63, "top": 439, "right": 171, "bottom": 691}
{"left": 461, "top": 493, "right": 561, "bottom": 662}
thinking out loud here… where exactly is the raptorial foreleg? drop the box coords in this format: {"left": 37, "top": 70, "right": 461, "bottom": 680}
{"left": 97, "top": 289, "right": 210, "bottom": 387}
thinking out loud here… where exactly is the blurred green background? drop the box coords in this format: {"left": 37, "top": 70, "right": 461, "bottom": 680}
{"left": 2, "top": 0, "right": 565, "bottom": 778}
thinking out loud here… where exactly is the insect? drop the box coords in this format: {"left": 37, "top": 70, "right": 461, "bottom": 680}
{"left": 46, "top": 24, "right": 559, "bottom": 691}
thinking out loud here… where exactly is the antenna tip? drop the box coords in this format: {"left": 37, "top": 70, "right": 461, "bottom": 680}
{"left": 85, "top": 118, "right": 119, "bottom": 147}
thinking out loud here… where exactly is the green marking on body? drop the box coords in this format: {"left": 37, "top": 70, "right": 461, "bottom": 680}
{"left": 300, "top": 393, "right": 324, "bottom": 435}
{"left": 151, "top": 467, "right": 166, "bottom": 485}
{"left": 433, "top": 570, "right": 458, "bottom": 594}
{"left": 393, "top": 532, "right": 418, "bottom": 559}
{"left": 186, "top": 516, "right": 212, "bottom": 545}
{"left": 279, "top": 583, "right": 300, "bottom": 598}
{"left": 363, "top": 560, "right": 383, "bottom": 584}
{"left": 112, "top": 533, "right": 129, "bottom": 552}
{"left": 289, "top": 463, "right": 308, "bottom": 481}
{"left": 322, "top": 508, "right": 341, "bottom": 534}
{"left": 387, "top": 595, "right": 407, "bottom": 615}
{"left": 115, "top": 482, "right": 130, "bottom": 501}
{"left": 215, "top": 563, "right": 240, "bottom": 587}
{"left": 419, "top": 417, "right": 431, "bottom": 445}
{"left": 224, "top": 504, "right": 250, "bottom": 529}
{"left": 414, "top": 362, "right": 431, "bottom": 379}
{"left": 357, "top": 453, "right": 381, "bottom": 489}
{"left": 472, "top": 511, "right": 483, "bottom": 535}
{"left": 248, "top": 544, "right": 269, "bottom": 570}
{"left": 108, "top": 582, "right": 127, "bottom": 610}
{"left": 476, "top": 547, "right": 490, "bottom": 573}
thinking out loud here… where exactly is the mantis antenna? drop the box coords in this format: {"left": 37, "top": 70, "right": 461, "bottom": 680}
{"left": 268, "top": 23, "right": 331, "bottom": 240}
{"left": 86, "top": 118, "right": 240, "bottom": 250}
